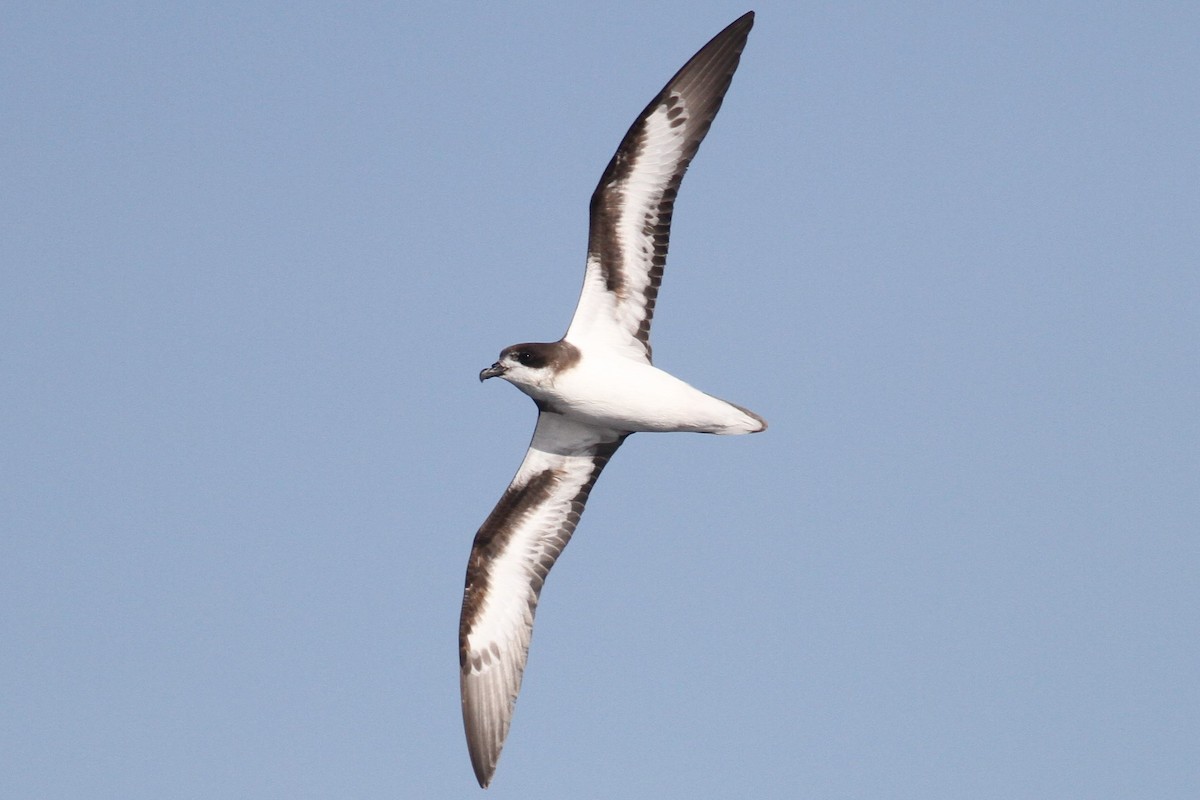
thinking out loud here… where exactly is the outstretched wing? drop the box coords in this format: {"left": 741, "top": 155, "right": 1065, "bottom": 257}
{"left": 459, "top": 412, "right": 626, "bottom": 787}
{"left": 563, "top": 11, "right": 754, "bottom": 363}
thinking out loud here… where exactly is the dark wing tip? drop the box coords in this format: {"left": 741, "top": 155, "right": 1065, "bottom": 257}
{"left": 592, "top": 11, "right": 755, "bottom": 201}
{"left": 666, "top": 10, "right": 755, "bottom": 91}
{"left": 464, "top": 707, "right": 498, "bottom": 787}
{"left": 461, "top": 663, "right": 511, "bottom": 788}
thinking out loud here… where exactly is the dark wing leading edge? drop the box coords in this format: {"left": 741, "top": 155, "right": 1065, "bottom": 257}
{"left": 563, "top": 11, "right": 754, "bottom": 363}
{"left": 459, "top": 413, "right": 626, "bottom": 788}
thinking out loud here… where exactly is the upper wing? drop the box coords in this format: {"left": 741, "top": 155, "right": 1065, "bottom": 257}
{"left": 459, "top": 412, "right": 626, "bottom": 787}
{"left": 563, "top": 12, "right": 754, "bottom": 363}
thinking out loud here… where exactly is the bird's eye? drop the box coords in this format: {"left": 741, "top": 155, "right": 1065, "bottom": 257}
{"left": 517, "top": 351, "right": 533, "bottom": 365}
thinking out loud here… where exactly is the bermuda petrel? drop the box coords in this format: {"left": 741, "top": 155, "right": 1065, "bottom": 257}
{"left": 459, "top": 12, "right": 762, "bottom": 787}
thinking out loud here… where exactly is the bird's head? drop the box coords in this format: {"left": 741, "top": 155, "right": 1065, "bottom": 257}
{"left": 479, "top": 340, "right": 581, "bottom": 393}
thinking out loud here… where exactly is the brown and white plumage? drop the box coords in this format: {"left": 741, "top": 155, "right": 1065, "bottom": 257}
{"left": 565, "top": 12, "right": 756, "bottom": 363}
{"left": 460, "top": 12, "right": 759, "bottom": 788}
{"left": 460, "top": 413, "right": 625, "bottom": 786}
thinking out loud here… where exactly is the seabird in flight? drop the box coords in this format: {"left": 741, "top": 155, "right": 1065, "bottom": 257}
{"left": 459, "top": 11, "right": 762, "bottom": 787}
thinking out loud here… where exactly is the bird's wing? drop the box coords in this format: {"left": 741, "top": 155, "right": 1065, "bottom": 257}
{"left": 459, "top": 412, "right": 626, "bottom": 787}
{"left": 563, "top": 11, "right": 754, "bottom": 364}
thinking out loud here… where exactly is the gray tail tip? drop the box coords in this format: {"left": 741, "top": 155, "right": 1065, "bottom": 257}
{"left": 732, "top": 402, "right": 768, "bottom": 432}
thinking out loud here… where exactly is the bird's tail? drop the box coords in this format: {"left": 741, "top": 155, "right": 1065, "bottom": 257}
{"left": 705, "top": 397, "right": 768, "bottom": 434}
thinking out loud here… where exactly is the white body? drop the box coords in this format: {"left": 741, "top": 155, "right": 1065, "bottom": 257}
{"left": 526, "top": 349, "right": 763, "bottom": 435}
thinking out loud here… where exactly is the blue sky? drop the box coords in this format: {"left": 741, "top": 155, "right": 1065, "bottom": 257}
{"left": 3, "top": 2, "right": 1197, "bottom": 797}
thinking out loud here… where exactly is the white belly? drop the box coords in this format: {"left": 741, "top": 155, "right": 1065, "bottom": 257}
{"left": 543, "top": 355, "right": 764, "bottom": 435}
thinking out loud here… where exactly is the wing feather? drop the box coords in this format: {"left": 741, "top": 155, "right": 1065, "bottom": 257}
{"left": 564, "top": 12, "right": 754, "bottom": 362}
{"left": 459, "top": 413, "right": 626, "bottom": 787}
